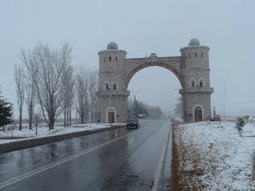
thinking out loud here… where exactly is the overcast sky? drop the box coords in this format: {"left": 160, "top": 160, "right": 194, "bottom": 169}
{"left": 1, "top": 0, "right": 255, "bottom": 118}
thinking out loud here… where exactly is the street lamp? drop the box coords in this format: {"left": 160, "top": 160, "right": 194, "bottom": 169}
{"left": 130, "top": 89, "right": 141, "bottom": 118}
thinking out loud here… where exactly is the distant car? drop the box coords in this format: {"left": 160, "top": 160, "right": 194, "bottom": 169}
{"left": 126, "top": 119, "right": 140, "bottom": 129}
{"left": 214, "top": 115, "right": 221, "bottom": 121}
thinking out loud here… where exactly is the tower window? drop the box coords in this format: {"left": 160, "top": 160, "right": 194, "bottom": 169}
{"left": 189, "top": 54, "right": 191, "bottom": 58}
{"left": 112, "top": 82, "right": 117, "bottom": 90}
{"left": 109, "top": 57, "right": 111, "bottom": 62}
{"left": 192, "top": 80, "right": 195, "bottom": 87}
{"left": 105, "top": 82, "right": 110, "bottom": 90}
{"left": 198, "top": 78, "right": 205, "bottom": 88}
{"left": 104, "top": 57, "right": 106, "bottom": 62}
{"left": 195, "top": 53, "right": 197, "bottom": 58}
{"left": 201, "top": 53, "right": 203, "bottom": 58}
{"left": 115, "top": 57, "right": 118, "bottom": 61}
{"left": 190, "top": 78, "right": 196, "bottom": 88}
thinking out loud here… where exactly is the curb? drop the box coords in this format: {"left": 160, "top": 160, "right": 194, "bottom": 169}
{"left": 0, "top": 125, "right": 126, "bottom": 154}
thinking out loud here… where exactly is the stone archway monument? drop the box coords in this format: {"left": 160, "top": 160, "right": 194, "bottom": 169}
{"left": 96, "top": 39, "right": 214, "bottom": 123}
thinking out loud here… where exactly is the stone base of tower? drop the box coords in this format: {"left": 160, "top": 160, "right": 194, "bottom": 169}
{"left": 97, "top": 90, "right": 130, "bottom": 123}
{"left": 180, "top": 88, "right": 214, "bottom": 123}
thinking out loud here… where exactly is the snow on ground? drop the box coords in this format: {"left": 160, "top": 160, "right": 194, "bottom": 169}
{"left": 175, "top": 121, "right": 255, "bottom": 190}
{"left": 0, "top": 123, "right": 125, "bottom": 144}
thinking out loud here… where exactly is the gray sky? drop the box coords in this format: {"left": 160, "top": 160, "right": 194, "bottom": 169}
{"left": 1, "top": 0, "right": 255, "bottom": 117}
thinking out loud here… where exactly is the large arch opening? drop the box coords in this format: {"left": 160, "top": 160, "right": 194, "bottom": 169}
{"left": 127, "top": 65, "right": 182, "bottom": 117}
{"left": 124, "top": 62, "right": 182, "bottom": 89}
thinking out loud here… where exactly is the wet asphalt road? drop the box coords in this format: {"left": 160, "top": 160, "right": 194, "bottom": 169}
{"left": 0, "top": 118, "right": 172, "bottom": 191}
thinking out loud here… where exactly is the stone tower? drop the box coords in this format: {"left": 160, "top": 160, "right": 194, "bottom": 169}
{"left": 97, "top": 39, "right": 213, "bottom": 123}
{"left": 179, "top": 38, "right": 214, "bottom": 122}
{"left": 97, "top": 42, "right": 130, "bottom": 123}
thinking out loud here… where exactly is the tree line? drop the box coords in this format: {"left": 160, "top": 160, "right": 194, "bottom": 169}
{"left": 174, "top": 96, "right": 183, "bottom": 118}
{"left": 128, "top": 98, "right": 163, "bottom": 119}
{"left": 14, "top": 42, "right": 98, "bottom": 130}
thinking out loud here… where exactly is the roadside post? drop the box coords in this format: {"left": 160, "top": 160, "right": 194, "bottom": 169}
{"left": 35, "top": 124, "right": 38, "bottom": 135}
{"left": 253, "top": 152, "right": 255, "bottom": 180}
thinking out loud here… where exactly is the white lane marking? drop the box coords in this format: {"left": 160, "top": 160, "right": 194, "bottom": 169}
{"left": 0, "top": 128, "right": 144, "bottom": 190}
{"left": 151, "top": 124, "right": 171, "bottom": 191}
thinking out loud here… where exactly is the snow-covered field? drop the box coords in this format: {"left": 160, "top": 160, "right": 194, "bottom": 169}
{"left": 175, "top": 121, "right": 255, "bottom": 190}
{"left": 0, "top": 123, "right": 124, "bottom": 144}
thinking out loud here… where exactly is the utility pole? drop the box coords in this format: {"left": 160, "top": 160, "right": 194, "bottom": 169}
{"left": 130, "top": 89, "right": 141, "bottom": 118}
{"left": 224, "top": 83, "right": 226, "bottom": 121}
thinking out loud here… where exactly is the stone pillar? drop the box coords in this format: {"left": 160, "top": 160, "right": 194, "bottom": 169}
{"left": 179, "top": 38, "right": 214, "bottom": 122}
{"left": 97, "top": 42, "right": 128, "bottom": 123}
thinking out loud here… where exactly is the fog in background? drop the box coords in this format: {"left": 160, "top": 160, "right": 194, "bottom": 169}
{"left": 1, "top": 0, "right": 255, "bottom": 118}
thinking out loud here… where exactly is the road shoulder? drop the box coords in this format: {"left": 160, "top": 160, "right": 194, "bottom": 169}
{"left": 0, "top": 125, "right": 125, "bottom": 154}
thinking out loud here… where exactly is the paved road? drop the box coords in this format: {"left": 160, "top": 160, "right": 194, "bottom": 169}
{"left": 0, "top": 118, "right": 172, "bottom": 191}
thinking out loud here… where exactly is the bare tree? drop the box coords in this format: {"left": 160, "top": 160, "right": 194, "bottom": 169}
{"left": 14, "top": 64, "right": 25, "bottom": 130}
{"left": 88, "top": 69, "right": 99, "bottom": 122}
{"left": 20, "top": 42, "right": 73, "bottom": 130}
{"left": 25, "top": 79, "right": 36, "bottom": 129}
{"left": 62, "top": 65, "right": 75, "bottom": 126}
{"left": 75, "top": 68, "right": 88, "bottom": 124}
{"left": 34, "top": 43, "right": 72, "bottom": 129}
{"left": 19, "top": 49, "right": 37, "bottom": 129}
{"left": 74, "top": 68, "right": 98, "bottom": 123}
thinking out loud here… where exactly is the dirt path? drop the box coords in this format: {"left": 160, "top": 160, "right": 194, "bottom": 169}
{"left": 171, "top": 123, "right": 203, "bottom": 190}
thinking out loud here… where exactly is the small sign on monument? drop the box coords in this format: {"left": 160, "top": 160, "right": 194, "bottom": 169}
{"left": 150, "top": 53, "right": 157, "bottom": 61}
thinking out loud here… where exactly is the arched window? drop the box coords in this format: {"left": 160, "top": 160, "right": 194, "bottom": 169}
{"left": 199, "top": 81, "right": 203, "bottom": 87}
{"left": 189, "top": 54, "right": 191, "bottom": 58}
{"left": 198, "top": 78, "right": 205, "bottom": 88}
{"left": 201, "top": 53, "right": 203, "bottom": 58}
{"left": 189, "top": 78, "right": 196, "bottom": 88}
{"left": 195, "top": 53, "right": 197, "bottom": 58}
{"left": 105, "top": 81, "right": 110, "bottom": 90}
{"left": 109, "top": 57, "right": 111, "bottom": 62}
{"left": 112, "top": 82, "right": 117, "bottom": 90}
{"left": 192, "top": 80, "right": 195, "bottom": 87}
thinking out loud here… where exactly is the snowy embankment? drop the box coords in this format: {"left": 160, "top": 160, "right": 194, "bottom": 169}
{"left": 174, "top": 121, "right": 255, "bottom": 190}
{"left": 0, "top": 123, "right": 125, "bottom": 144}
